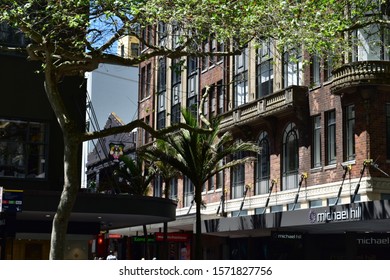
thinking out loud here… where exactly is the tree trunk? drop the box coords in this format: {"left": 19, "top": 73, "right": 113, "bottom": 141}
{"left": 44, "top": 66, "right": 82, "bottom": 259}
{"left": 49, "top": 133, "right": 80, "bottom": 259}
{"left": 194, "top": 184, "right": 202, "bottom": 260}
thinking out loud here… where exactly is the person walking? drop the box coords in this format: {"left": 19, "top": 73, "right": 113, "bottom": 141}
{"left": 106, "top": 250, "right": 118, "bottom": 260}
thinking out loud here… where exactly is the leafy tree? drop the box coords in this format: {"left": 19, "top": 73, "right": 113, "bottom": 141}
{"left": 0, "top": 0, "right": 383, "bottom": 259}
{"left": 113, "top": 155, "right": 154, "bottom": 259}
{"left": 141, "top": 109, "right": 260, "bottom": 259}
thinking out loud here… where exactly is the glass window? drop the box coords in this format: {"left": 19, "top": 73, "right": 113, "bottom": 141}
{"left": 309, "top": 199, "right": 322, "bottom": 208}
{"left": 270, "top": 205, "right": 283, "bottom": 213}
{"left": 183, "top": 176, "right": 194, "bottom": 207}
{"left": 234, "top": 46, "right": 249, "bottom": 108}
{"left": 283, "top": 48, "right": 303, "bottom": 87}
{"left": 169, "top": 177, "right": 178, "bottom": 201}
{"left": 232, "top": 148, "right": 245, "bottom": 199}
{"left": 256, "top": 40, "right": 274, "bottom": 98}
{"left": 325, "top": 110, "right": 336, "bottom": 165}
{"left": 282, "top": 123, "right": 299, "bottom": 190}
{"left": 386, "top": 104, "right": 390, "bottom": 159}
{"left": 310, "top": 55, "right": 320, "bottom": 87}
{"left": 154, "top": 175, "right": 162, "bottom": 197}
{"left": 256, "top": 131, "right": 270, "bottom": 195}
{"left": 0, "top": 119, "right": 48, "bottom": 179}
{"left": 312, "top": 115, "right": 322, "bottom": 168}
{"left": 171, "top": 59, "right": 181, "bottom": 125}
{"left": 187, "top": 57, "right": 199, "bottom": 117}
{"left": 344, "top": 105, "right": 355, "bottom": 161}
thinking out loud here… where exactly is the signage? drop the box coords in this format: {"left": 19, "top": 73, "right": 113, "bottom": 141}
{"left": 132, "top": 236, "right": 155, "bottom": 243}
{"left": 155, "top": 232, "right": 191, "bottom": 242}
{"left": 109, "top": 143, "right": 124, "bottom": 162}
{"left": 272, "top": 231, "right": 303, "bottom": 240}
{"left": 107, "top": 234, "right": 122, "bottom": 239}
{"left": 2, "top": 189, "right": 23, "bottom": 212}
{"left": 308, "top": 206, "right": 361, "bottom": 224}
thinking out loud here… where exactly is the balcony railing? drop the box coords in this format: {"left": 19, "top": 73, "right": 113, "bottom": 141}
{"left": 220, "top": 86, "right": 308, "bottom": 131}
{"left": 331, "top": 60, "right": 390, "bottom": 94}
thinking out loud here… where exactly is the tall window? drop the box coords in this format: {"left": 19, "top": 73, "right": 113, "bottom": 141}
{"left": 312, "top": 115, "right": 322, "bottom": 168}
{"left": 170, "top": 177, "right": 178, "bottom": 201}
{"left": 344, "top": 105, "right": 355, "bottom": 161}
{"left": 256, "top": 132, "right": 270, "bottom": 195}
{"left": 183, "top": 176, "right": 194, "bottom": 207}
{"left": 282, "top": 123, "right": 299, "bottom": 190}
{"left": 232, "top": 148, "right": 245, "bottom": 198}
{"left": 187, "top": 57, "right": 198, "bottom": 117}
{"left": 352, "top": 24, "right": 390, "bottom": 61}
{"left": 310, "top": 55, "right": 321, "bottom": 87}
{"left": 171, "top": 59, "right": 181, "bottom": 125}
{"left": 386, "top": 104, "right": 390, "bottom": 159}
{"left": 325, "top": 110, "right": 336, "bottom": 165}
{"left": 216, "top": 159, "right": 224, "bottom": 190}
{"left": 0, "top": 119, "right": 48, "bottom": 179}
{"left": 154, "top": 175, "right": 162, "bottom": 197}
{"left": 283, "top": 48, "right": 303, "bottom": 87}
{"left": 256, "top": 40, "right": 274, "bottom": 98}
{"left": 217, "top": 81, "right": 225, "bottom": 114}
{"left": 234, "top": 46, "right": 249, "bottom": 107}
{"left": 157, "top": 58, "right": 166, "bottom": 129}
{"left": 140, "top": 63, "right": 151, "bottom": 100}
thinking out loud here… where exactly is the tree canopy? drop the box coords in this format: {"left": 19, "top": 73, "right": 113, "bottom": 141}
{"left": 1, "top": 0, "right": 387, "bottom": 260}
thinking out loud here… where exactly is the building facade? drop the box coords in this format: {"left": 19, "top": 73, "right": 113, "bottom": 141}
{"left": 0, "top": 24, "right": 176, "bottom": 260}
{"left": 125, "top": 11, "right": 390, "bottom": 259}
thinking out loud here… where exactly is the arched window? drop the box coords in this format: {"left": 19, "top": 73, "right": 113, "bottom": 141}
{"left": 282, "top": 123, "right": 299, "bottom": 190}
{"left": 256, "top": 131, "right": 270, "bottom": 195}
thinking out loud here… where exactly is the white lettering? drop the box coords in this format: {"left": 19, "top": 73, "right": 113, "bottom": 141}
{"left": 315, "top": 207, "right": 361, "bottom": 223}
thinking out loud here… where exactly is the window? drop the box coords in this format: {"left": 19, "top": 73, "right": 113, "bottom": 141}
{"left": 283, "top": 48, "right": 303, "bottom": 87}
{"left": 183, "top": 176, "right": 194, "bottom": 207}
{"left": 288, "top": 203, "right": 300, "bottom": 210}
{"left": 157, "top": 58, "right": 166, "bottom": 130}
{"left": 234, "top": 46, "right": 249, "bottom": 108}
{"left": 256, "top": 132, "right": 270, "bottom": 195}
{"left": 310, "top": 55, "right": 321, "bottom": 87}
{"left": 282, "top": 123, "right": 299, "bottom": 190}
{"left": 325, "top": 110, "right": 336, "bottom": 165}
{"left": 270, "top": 205, "right": 283, "bottom": 213}
{"left": 130, "top": 43, "right": 139, "bottom": 57}
{"left": 386, "top": 104, "right": 390, "bottom": 159}
{"left": 154, "top": 175, "right": 162, "bottom": 197}
{"left": 324, "top": 56, "right": 333, "bottom": 82}
{"left": 140, "top": 63, "right": 151, "bottom": 100}
{"left": 312, "top": 115, "right": 322, "bottom": 168}
{"left": 256, "top": 40, "right": 274, "bottom": 98}
{"left": 0, "top": 119, "right": 48, "bottom": 179}
{"left": 309, "top": 199, "right": 322, "bottom": 208}
{"left": 216, "top": 159, "right": 224, "bottom": 190}
{"left": 327, "top": 197, "right": 337, "bottom": 206}
{"left": 187, "top": 57, "right": 198, "bottom": 117}
{"left": 217, "top": 81, "right": 225, "bottom": 114}
{"left": 157, "top": 92, "right": 166, "bottom": 129}
{"left": 232, "top": 148, "right": 245, "bottom": 198}
{"left": 171, "top": 59, "right": 181, "bottom": 125}
{"left": 344, "top": 105, "right": 355, "bottom": 161}
{"left": 169, "top": 178, "right": 178, "bottom": 201}
{"left": 352, "top": 24, "right": 389, "bottom": 61}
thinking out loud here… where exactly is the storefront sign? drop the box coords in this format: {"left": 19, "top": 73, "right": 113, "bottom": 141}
{"left": 132, "top": 236, "right": 155, "bottom": 243}
{"left": 2, "top": 189, "right": 23, "bottom": 212}
{"left": 155, "top": 232, "right": 191, "bottom": 242}
{"left": 272, "top": 231, "right": 303, "bottom": 240}
{"left": 309, "top": 206, "right": 361, "bottom": 223}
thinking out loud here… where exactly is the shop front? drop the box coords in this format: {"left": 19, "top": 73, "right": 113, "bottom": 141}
{"left": 202, "top": 200, "right": 390, "bottom": 259}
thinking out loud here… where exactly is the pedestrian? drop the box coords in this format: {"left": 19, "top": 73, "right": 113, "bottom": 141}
{"left": 106, "top": 250, "right": 118, "bottom": 260}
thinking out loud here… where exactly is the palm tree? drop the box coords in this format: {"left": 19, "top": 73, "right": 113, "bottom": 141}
{"left": 113, "top": 154, "right": 154, "bottom": 259}
{"left": 141, "top": 109, "right": 260, "bottom": 259}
